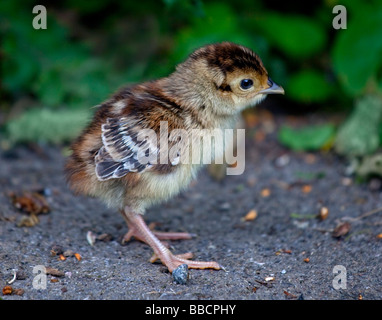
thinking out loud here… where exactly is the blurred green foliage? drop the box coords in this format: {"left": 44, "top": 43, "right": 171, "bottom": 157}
{"left": 332, "top": 1, "right": 382, "bottom": 95}
{"left": 279, "top": 123, "right": 335, "bottom": 151}
{"left": 334, "top": 94, "right": 382, "bottom": 156}
{"left": 6, "top": 108, "right": 90, "bottom": 144}
{"left": 1, "top": 0, "right": 382, "bottom": 156}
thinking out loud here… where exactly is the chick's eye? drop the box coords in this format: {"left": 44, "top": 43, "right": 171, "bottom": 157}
{"left": 240, "top": 79, "right": 253, "bottom": 90}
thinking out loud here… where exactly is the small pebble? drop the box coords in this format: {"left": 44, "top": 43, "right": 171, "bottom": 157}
{"left": 41, "top": 188, "right": 52, "bottom": 197}
{"left": 274, "top": 154, "right": 290, "bottom": 167}
{"left": 172, "top": 264, "right": 189, "bottom": 285}
{"left": 63, "top": 249, "right": 75, "bottom": 257}
{"left": 16, "top": 269, "right": 27, "bottom": 280}
{"left": 219, "top": 202, "right": 231, "bottom": 211}
{"left": 369, "top": 178, "right": 382, "bottom": 191}
{"left": 341, "top": 177, "right": 352, "bottom": 186}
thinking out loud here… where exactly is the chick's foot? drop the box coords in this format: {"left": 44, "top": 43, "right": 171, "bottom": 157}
{"left": 122, "top": 208, "right": 221, "bottom": 273}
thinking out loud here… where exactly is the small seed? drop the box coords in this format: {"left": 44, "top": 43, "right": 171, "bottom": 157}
{"left": 318, "top": 207, "right": 329, "bottom": 221}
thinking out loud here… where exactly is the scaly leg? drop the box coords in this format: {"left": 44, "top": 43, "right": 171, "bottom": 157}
{"left": 120, "top": 214, "right": 195, "bottom": 243}
{"left": 121, "top": 207, "right": 221, "bottom": 273}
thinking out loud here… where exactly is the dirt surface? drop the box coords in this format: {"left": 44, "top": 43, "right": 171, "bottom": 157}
{"left": 1, "top": 113, "right": 382, "bottom": 300}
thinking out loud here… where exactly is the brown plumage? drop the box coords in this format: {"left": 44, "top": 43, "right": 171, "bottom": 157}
{"left": 65, "top": 42, "right": 284, "bottom": 272}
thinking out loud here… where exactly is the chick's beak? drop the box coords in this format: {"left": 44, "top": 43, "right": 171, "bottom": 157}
{"left": 260, "top": 78, "right": 284, "bottom": 95}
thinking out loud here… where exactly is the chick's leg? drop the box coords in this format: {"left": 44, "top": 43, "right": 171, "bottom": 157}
{"left": 121, "top": 207, "right": 221, "bottom": 273}
{"left": 121, "top": 217, "right": 195, "bottom": 243}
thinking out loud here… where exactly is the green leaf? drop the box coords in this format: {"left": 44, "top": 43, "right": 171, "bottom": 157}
{"left": 257, "top": 12, "right": 327, "bottom": 59}
{"left": 278, "top": 124, "right": 336, "bottom": 151}
{"left": 286, "top": 70, "right": 333, "bottom": 103}
{"left": 6, "top": 108, "right": 91, "bottom": 145}
{"left": 332, "top": 5, "right": 382, "bottom": 95}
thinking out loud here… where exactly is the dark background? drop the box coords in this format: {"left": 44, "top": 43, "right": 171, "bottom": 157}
{"left": 1, "top": 0, "right": 382, "bottom": 158}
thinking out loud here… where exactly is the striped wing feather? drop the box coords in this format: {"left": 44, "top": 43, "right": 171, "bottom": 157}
{"left": 95, "top": 117, "right": 156, "bottom": 181}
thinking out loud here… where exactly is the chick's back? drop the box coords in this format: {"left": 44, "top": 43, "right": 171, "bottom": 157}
{"left": 65, "top": 81, "right": 191, "bottom": 211}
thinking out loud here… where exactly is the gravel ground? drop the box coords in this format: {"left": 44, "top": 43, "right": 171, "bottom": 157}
{"left": 1, "top": 113, "right": 382, "bottom": 300}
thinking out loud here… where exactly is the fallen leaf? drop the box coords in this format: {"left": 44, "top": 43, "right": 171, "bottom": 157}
{"left": 276, "top": 249, "right": 292, "bottom": 255}
{"left": 261, "top": 188, "right": 271, "bottom": 197}
{"left": 50, "top": 278, "right": 59, "bottom": 283}
{"left": 13, "top": 288, "right": 24, "bottom": 296}
{"left": 2, "top": 285, "right": 13, "bottom": 295}
{"left": 377, "top": 233, "right": 382, "bottom": 239}
{"left": 242, "top": 209, "right": 258, "bottom": 222}
{"left": 17, "top": 214, "right": 39, "bottom": 227}
{"left": 301, "top": 185, "right": 312, "bottom": 193}
{"left": 283, "top": 290, "right": 297, "bottom": 299}
{"left": 9, "top": 191, "right": 50, "bottom": 215}
{"left": 59, "top": 254, "right": 66, "bottom": 261}
{"left": 74, "top": 253, "right": 81, "bottom": 261}
{"left": 97, "top": 233, "right": 113, "bottom": 242}
{"left": 45, "top": 267, "right": 65, "bottom": 277}
{"left": 332, "top": 222, "right": 351, "bottom": 238}
{"left": 255, "top": 279, "right": 272, "bottom": 287}
{"left": 304, "top": 258, "right": 310, "bottom": 263}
